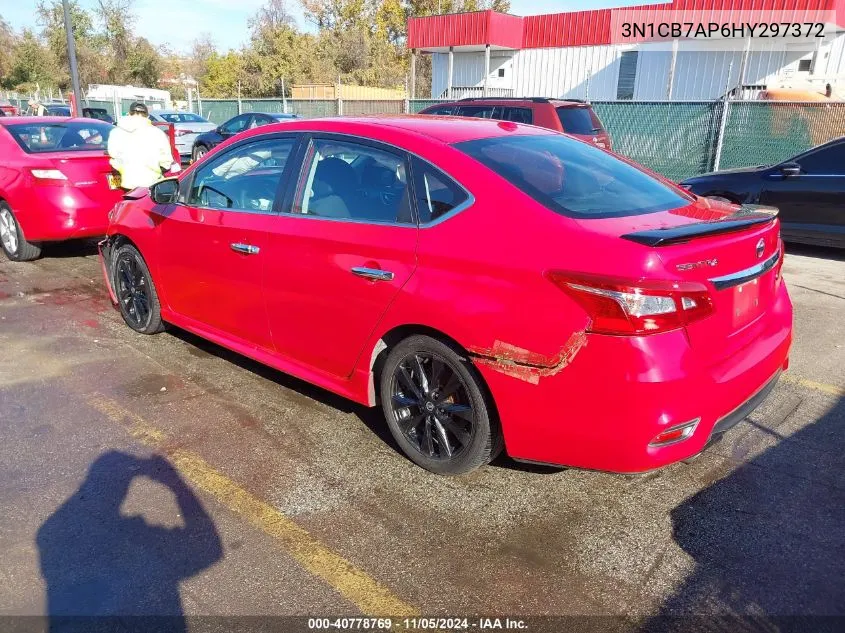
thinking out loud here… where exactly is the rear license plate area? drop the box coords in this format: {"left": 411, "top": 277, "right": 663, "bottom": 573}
{"left": 731, "top": 278, "right": 761, "bottom": 327}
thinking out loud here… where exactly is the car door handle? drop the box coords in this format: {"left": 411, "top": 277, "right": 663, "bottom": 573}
{"left": 230, "top": 243, "right": 260, "bottom": 255}
{"left": 351, "top": 267, "right": 394, "bottom": 282}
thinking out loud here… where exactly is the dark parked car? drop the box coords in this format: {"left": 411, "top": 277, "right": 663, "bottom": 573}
{"left": 191, "top": 112, "right": 299, "bottom": 162}
{"left": 681, "top": 137, "right": 845, "bottom": 248}
{"left": 43, "top": 104, "right": 72, "bottom": 117}
{"left": 419, "top": 97, "right": 612, "bottom": 150}
{"left": 82, "top": 107, "right": 115, "bottom": 124}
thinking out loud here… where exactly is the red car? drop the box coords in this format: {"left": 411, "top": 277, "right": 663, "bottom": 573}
{"left": 419, "top": 98, "right": 612, "bottom": 149}
{"left": 99, "top": 116, "right": 792, "bottom": 475}
{"left": 0, "top": 117, "right": 124, "bottom": 261}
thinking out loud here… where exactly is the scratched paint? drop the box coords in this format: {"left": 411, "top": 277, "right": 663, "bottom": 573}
{"left": 469, "top": 331, "right": 588, "bottom": 385}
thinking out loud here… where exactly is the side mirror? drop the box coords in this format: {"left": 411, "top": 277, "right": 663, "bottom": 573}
{"left": 150, "top": 178, "right": 179, "bottom": 204}
{"left": 780, "top": 162, "right": 801, "bottom": 177}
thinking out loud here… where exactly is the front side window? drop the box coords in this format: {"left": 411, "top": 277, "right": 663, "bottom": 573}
{"left": 294, "top": 139, "right": 412, "bottom": 224}
{"left": 188, "top": 137, "right": 294, "bottom": 212}
{"left": 221, "top": 115, "right": 251, "bottom": 135}
{"left": 795, "top": 142, "right": 845, "bottom": 175}
{"left": 456, "top": 134, "right": 688, "bottom": 218}
{"left": 6, "top": 122, "right": 112, "bottom": 153}
{"left": 412, "top": 158, "right": 469, "bottom": 223}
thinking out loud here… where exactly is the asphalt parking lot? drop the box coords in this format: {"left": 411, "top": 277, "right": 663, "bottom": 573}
{"left": 0, "top": 242, "right": 843, "bottom": 628}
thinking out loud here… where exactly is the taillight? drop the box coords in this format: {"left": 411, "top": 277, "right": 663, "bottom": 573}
{"left": 30, "top": 168, "right": 68, "bottom": 183}
{"left": 546, "top": 271, "right": 714, "bottom": 336}
{"left": 775, "top": 238, "right": 785, "bottom": 286}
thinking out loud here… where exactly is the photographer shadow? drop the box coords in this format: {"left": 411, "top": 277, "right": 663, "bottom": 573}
{"left": 37, "top": 451, "right": 223, "bottom": 633}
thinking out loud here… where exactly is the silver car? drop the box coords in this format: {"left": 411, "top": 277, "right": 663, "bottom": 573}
{"left": 147, "top": 110, "right": 216, "bottom": 160}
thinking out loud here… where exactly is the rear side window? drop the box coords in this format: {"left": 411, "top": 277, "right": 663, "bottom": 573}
{"left": 456, "top": 135, "right": 687, "bottom": 219}
{"left": 556, "top": 107, "right": 599, "bottom": 135}
{"left": 412, "top": 158, "right": 468, "bottom": 223}
{"left": 456, "top": 106, "right": 495, "bottom": 118}
{"left": 454, "top": 105, "right": 533, "bottom": 125}
{"left": 5, "top": 122, "right": 113, "bottom": 153}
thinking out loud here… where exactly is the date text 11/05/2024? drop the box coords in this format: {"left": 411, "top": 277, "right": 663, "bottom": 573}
{"left": 307, "top": 618, "right": 528, "bottom": 630}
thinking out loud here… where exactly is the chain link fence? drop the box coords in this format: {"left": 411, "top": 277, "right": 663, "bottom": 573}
{"left": 6, "top": 88, "right": 842, "bottom": 180}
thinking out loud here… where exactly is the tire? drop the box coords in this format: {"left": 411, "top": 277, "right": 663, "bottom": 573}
{"left": 192, "top": 145, "right": 207, "bottom": 163}
{"left": 111, "top": 243, "right": 164, "bottom": 334}
{"left": 379, "top": 335, "right": 503, "bottom": 475}
{"left": 0, "top": 202, "right": 42, "bottom": 261}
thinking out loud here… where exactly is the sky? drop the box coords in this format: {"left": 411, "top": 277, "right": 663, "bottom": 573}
{"left": 1, "top": 0, "right": 652, "bottom": 54}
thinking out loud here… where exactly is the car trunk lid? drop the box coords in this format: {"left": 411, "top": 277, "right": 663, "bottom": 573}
{"left": 41, "top": 151, "right": 120, "bottom": 192}
{"left": 580, "top": 198, "right": 783, "bottom": 362}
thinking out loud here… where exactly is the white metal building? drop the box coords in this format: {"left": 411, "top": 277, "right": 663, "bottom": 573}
{"left": 407, "top": 1, "right": 845, "bottom": 100}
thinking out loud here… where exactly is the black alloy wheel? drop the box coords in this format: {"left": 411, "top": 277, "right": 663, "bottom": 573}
{"left": 380, "top": 335, "right": 502, "bottom": 475}
{"left": 111, "top": 244, "right": 164, "bottom": 334}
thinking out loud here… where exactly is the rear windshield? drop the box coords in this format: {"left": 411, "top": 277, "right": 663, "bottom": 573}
{"left": 455, "top": 134, "right": 688, "bottom": 219}
{"left": 5, "top": 121, "right": 113, "bottom": 153}
{"left": 156, "top": 112, "right": 207, "bottom": 123}
{"left": 556, "top": 107, "right": 600, "bottom": 135}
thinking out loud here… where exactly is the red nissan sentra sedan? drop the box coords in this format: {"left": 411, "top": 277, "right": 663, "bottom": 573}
{"left": 99, "top": 116, "right": 792, "bottom": 475}
{"left": 0, "top": 117, "right": 127, "bottom": 261}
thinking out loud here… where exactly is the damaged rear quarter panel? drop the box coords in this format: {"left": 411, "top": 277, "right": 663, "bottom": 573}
{"left": 468, "top": 330, "right": 588, "bottom": 385}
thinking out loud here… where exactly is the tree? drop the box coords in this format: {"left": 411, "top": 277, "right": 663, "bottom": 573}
{"left": 127, "top": 37, "right": 160, "bottom": 86}
{"left": 6, "top": 29, "right": 61, "bottom": 92}
{"left": 96, "top": 0, "right": 135, "bottom": 83}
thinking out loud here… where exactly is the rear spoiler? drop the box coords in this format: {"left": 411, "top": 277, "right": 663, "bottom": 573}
{"left": 621, "top": 205, "right": 778, "bottom": 247}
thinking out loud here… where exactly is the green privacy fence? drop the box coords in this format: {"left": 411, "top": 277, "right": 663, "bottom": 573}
{"left": 719, "top": 101, "right": 845, "bottom": 170}
{"left": 184, "top": 97, "right": 845, "bottom": 180}
{"left": 591, "top": 101, "right": 724, "bottom": 182}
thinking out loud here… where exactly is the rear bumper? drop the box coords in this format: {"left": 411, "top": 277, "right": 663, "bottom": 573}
{"left": 476, "top": 283, "right": 793, "bottom": 473}
{"left": 14, "top": 185, "right": 122, "bottom": 242}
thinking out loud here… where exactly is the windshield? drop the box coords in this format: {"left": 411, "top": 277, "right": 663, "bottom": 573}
{"left": 455, "top": 134, "right": 688, "bottom": 218}
{"left": 156, "top": 112, "right": 208, "bottom": 123}
{"left": 5, "top": 121, "right": 113, "bottom": 153}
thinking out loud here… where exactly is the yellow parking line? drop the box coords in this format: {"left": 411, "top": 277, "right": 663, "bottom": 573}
{"left": 782, "top": 375, "right": 845, "bottom": 398}
{"left": 88, "top": 395, "right": 419, "bottom": 617}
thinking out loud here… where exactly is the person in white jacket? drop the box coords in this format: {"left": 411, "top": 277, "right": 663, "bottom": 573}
{"left": 107, "top": 102, "right": 180, "bottom": 190}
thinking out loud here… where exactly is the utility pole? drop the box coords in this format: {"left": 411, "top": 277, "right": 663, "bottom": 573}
{"left": 62, "top": 0, "right": 82, "bottom": 115}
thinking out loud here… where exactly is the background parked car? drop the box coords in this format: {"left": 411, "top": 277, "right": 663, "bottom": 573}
{"left": 43, "top": 104, "right": 72, "bottom": 117}
{"left": 419, "top": 97, "right": 612, "bottom": 149}
{"left": 0, "top": 117, "right": 123, "bottom": 261}
{"left": 681, "top": 136, "right": 845, "bottom": 249}
{"left": 191, "top": 112, "right": 299, "bottom": 162}
{"left": 147, "top": 110, "right": 216, "bottom": 161}
{"left": 0, "top": 100, "right": 19, "bottom": 116}
{"left": 82, "top": 107, "right": 115, "bottom": 124}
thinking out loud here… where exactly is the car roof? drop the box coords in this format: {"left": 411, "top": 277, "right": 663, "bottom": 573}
{"left": 245, "top": 114, "right": 555, "bottom": 145}
{"left": 430, "top": 98, "right": 590, "bottom": 108}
